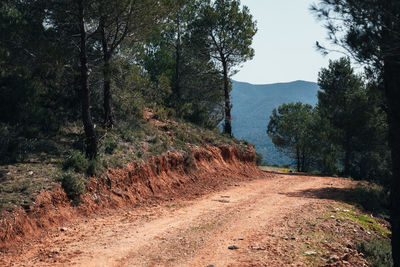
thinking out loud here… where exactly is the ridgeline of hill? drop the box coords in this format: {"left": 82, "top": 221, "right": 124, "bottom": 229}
{"left": 231, "top": 80, "right": 320, "bottom": 165}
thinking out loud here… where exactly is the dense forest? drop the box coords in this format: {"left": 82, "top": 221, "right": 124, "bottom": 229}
{"left": 1, "top": 0, "right": 400, "bottom": 265}
{"left": 0, "top": 0, "right": 256, "bottom": 163}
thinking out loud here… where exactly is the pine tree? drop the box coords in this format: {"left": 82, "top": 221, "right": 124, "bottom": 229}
{"left": 197, "top": 0, "right": 257, "bottom": 136}
{"left": 94, "top": 0, "right": 165, "bottom": 128}
{"left": 312, "top": 2, "right": 400, "bottom": 263}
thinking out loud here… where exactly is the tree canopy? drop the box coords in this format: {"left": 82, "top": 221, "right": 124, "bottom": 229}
{"left": 267, "top": 102, "right": 316, "bottom": 172}
{"left": 0, "top": 0, "right": 257, "bottom": 161}
{"left": 196, "top": 0, "right": 257, "bottom": 135}
{"left": 312, "top": 1, "right": 400, "bottom": 264}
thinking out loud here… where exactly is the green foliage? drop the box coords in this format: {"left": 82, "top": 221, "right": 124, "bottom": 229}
{"left": 347, "top": 183, "right": 390, "bottom": 219}
{"left": 139, "top": 0, "right": 225, "bottom": 128}
{"left": 318, "top": 58, "right": 368, "bottom": 176}
{"left": 86, "top": 159, "right": 103, "bottom": 177}
{"left": 314, "top": 58, "right": 391, "bottom": 181}
{"left": 267, "top": 102, "right": 316, "bottom": 172}
{"left": 311, "top": 113, "right": 341, "bottom": 175}
{"left": 0, "top": 0, "right": 258, "bottom": 213}
{"left": 195, "top": 0, "right": 257, "bottom": 135}
{"left": 266, "top": 62, "right": 391, "bottom": 180}
{"left": 112, "top": 63, "right": 148, "bottom": 121}
{"left": 263, "top": 58, "right": 391, "bottom": 183}
{"left": 199, "top": 0, "right": 257, "bottom": 71}
{"left": 0, "top": 0, "right": 80, "bottom": 131}
{"left": 60, "top": 172, "right": 86, "bottom": 203}
{"left": 103, "top": 136, "right": 118, "bottom": 155}
{"left": 356, "top": 238, "right": 393, "bottom": 267}
{"left": 62, "top": 151, "right": 89, "bottom": 173}
{"left": 0, "top": 123, "right": 58, "bottom": 164}
{"left": 310, "top": 4, "right": 400, "bottom": 263}
{"left": 0, "top": 0, "right": 252, "bottom": 165}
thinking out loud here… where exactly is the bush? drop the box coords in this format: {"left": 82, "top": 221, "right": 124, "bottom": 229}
{"left": 356, "top": 238, "right": 393, "bottom": 267}
{"left": 86, "top": 159, "right": 103, "bottom": 176}
{"left": 104, "top": 136, "right": 118, "bottom": 154}
{"left": 0, "top": 124, "right": 37, "bottom": 163}
{"left": 60, "top": 172, "right": 86, "bottom": 203}
{"left": 62, "top": 151, "right": 89, "bottom": 173}
{"left": 348, "top": 183, "right": 390, "bottom": 219}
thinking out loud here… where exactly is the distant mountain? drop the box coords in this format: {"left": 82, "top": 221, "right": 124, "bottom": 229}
{"left": 231, "top": 80, "right": 320, "bottom": 165}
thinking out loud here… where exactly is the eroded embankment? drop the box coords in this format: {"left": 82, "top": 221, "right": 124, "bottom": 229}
{"left": 0, "top": 145, "right": 262, "bottom": 249}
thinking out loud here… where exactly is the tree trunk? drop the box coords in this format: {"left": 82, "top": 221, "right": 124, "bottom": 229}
{"left": 384, "top": 55, "right": 400, "bottom": 267}
{"left": 174, "top": 17, "right": 181, "bottom": 102}
{"left": 78, "top": 0, "right": 97, "bottom": 159}
{"left": 296, "top": 147, "right": 300, "bottom": 172}
{"left": 222, "top": 60, "right": 232, "bottom": 136}
{"left": 344, "top": 136, "right": 351, "bottom": 176}
{"left": 100, "top": 21, "right": 114, "bottom": 128}
{"left": 382, "top": 5, "right": 400, "bottom": 265}
{"left": 103, "top": 54, "right": 114, "bottom": 128}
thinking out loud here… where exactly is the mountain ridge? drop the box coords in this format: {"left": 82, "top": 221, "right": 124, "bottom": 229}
{"left": 231, "top": 80, "right": 320, "bottom": 165}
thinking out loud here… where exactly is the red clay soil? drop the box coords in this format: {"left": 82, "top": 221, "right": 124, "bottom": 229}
{"left": 0, "top": 145, "right": 261, "bottom": 250}
{"left": 1, "top": 170, "right": 371, "bottom": 266}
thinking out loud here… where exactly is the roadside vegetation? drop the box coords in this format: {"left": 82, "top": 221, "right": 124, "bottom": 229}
{"left": 271, "top": 182, "right": 392, "bottom": 266}
{"left": 0, "top": 113, "right": 250, "bottom": 209}
{"left": 0, "top": 0, "right": 256, "bottom": 211}
{"left": 265, "top": 57, "right": 394, "bottom": 266}
{"left": 299, "top": 203, "right": 392, "bottom": 267}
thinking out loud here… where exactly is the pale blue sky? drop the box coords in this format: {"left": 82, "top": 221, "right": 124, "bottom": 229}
{"left": 233, "top": 0, "right": 341, "bottom": 84}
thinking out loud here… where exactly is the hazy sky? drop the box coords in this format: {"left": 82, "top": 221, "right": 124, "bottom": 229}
{"left": 232, "top": 0, "right": 341, "bottom": 84}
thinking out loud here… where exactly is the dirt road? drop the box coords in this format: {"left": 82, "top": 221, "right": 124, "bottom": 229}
{"left": 1, "top": 173, "right": 364, "bottom": 266}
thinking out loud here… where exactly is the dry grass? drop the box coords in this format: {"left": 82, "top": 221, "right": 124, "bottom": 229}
{"left": 0, "top": 116, "right": 250, "bottom": 212}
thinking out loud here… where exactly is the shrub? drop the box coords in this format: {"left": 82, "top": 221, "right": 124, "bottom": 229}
{"left": 62, "top": 150, "right": 88, "bottom": 173}
{"left": 72, "top": 133, "right": 87, "bottom": 151}
{"left": 348, "top": 183, "right": 390, "bottom": 219}
{"left": 107, "top": 157, "right": 124, "bottom": 169}
{"left": 148, "top": 135, "right": 159, "bottom": 144}
{"left": 0, "top": 124, "right": 39, "bottom": 163}
{"left": 60, "top": 172, "right": 86, "bottom": 203}
{"left": 356, "top": 238, "right": 393, "bottom": 267}
{"left": 104, "top": 136, "right": 118, "bottom": 154}
{"left": 0, "top": 123, "right": 15, "bottom": 163}
{"left": 86, "top": 159, "right": 103, "bottom": 177}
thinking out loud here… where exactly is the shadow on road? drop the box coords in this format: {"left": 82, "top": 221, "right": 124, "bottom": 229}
{"left": 282, "top": 186, "right": 390, "bottom": 219}
{"left": 284, "top": 186, "right": 352, "bottom": 200}
{"left": 261, "top": 170, "right": 321, "bottom": 177}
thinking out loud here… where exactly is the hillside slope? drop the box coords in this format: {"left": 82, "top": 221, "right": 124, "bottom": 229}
{"left": 231, "top": 80, "right": 320, "bottom": 165}
{"left": 0, "top": 112, "right": 257, "bottom": 249}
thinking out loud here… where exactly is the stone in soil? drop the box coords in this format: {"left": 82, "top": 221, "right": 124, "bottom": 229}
{"left": 327, "top": 255, "right": 340, "bottom": 264}
{"left": 303, "top": 251, "right": 317, "bottom": 256}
